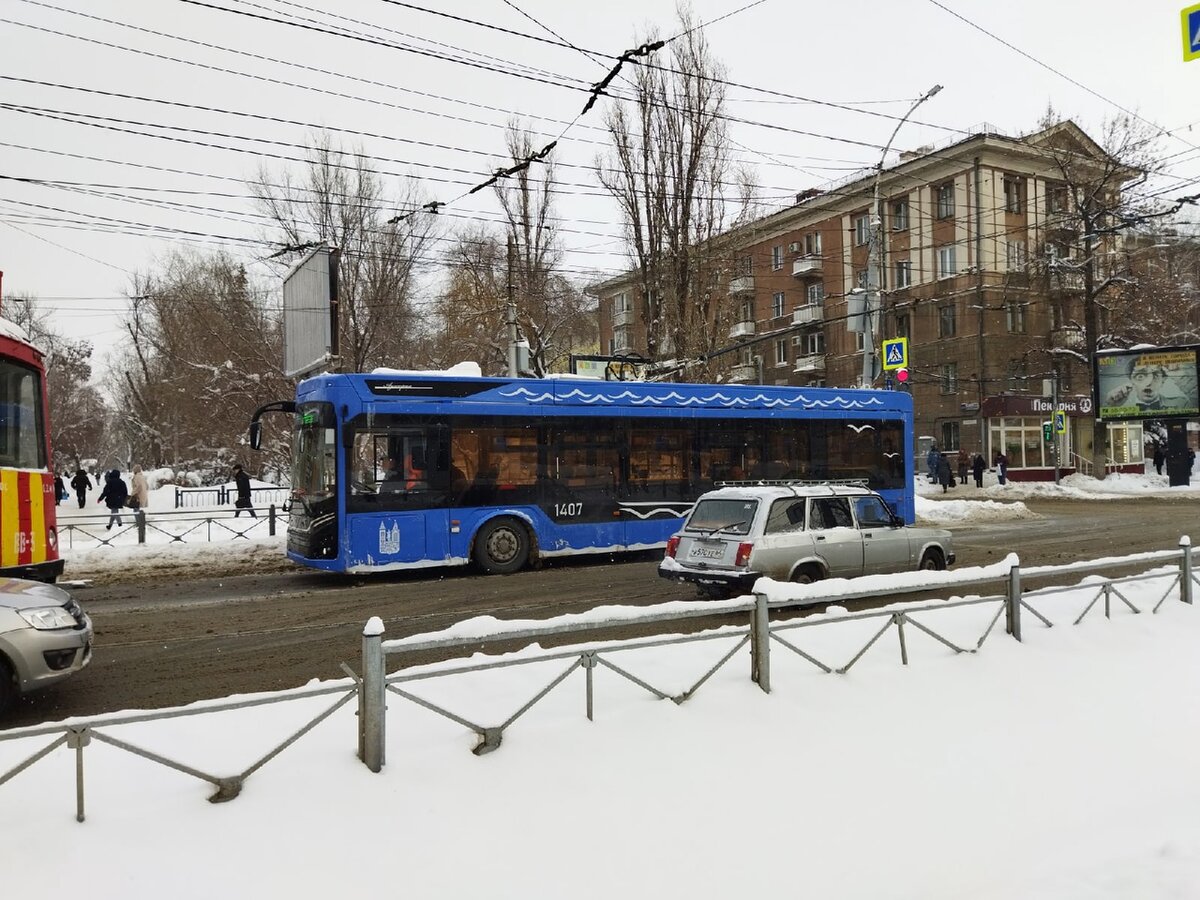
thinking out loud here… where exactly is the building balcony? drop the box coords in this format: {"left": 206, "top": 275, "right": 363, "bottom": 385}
{"left": 1049, "top": 269, "right": 1084, "bottom": 291}
{"left": 729, "top": 275, "right": 755, "bottom": 295}
{"left": 792, "top": 256, "right": 822, "bottom": 278}
{"left": 793, "top": 353, "right": 826, "bottom": 373}
{"left": 729, "top": 320, "right": 756, "bottom": 339}
{"left": 728, "top": 363, "right": 758, "bottom": 383}
{"left": 792, "top": 304, "right": 823, "bottom": 326}
{"left": 1049, "top": 327, "right": 1085, "bottom": 350}
{"left": 611, "top": 307, "right": 637, "bottom": 328}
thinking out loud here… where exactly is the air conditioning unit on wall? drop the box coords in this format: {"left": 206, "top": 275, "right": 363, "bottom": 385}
{"left": 788, "top": 242, "right": 800, "bottom": 253}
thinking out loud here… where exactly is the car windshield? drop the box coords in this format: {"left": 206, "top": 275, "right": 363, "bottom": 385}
{"left": 686, "top": 498, "right": 757, "bottom": 536}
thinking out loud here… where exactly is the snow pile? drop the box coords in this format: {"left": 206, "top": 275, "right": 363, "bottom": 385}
{"left": 915, "top": 494, "right": 1037, "bottom": 524}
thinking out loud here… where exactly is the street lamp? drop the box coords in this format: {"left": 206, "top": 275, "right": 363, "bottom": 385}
{"left": 861, "top": 84, "right": 944, "bottom": 387}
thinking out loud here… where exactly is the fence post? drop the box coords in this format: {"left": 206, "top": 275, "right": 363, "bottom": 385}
{"left": 1181, "top": 536, "right": 1193, "bottom": 606}
{"left": 750, "top": 592, "right": 771, "bottom": 693}
{"left": 1006, "top": 563, "right": 1022, "bottom": 642}
{"left": 268, "top": 504, "right": 277, "bottom": 537}
{"left": 135, "top": 509, "right": 146, "bottom": 544}
{"left": 360, "top": 616, "right": 386, "bottom": 772}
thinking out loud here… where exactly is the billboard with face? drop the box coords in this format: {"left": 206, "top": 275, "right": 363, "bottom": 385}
{"left": 1095, "top": 347, "right": 1200, "bottom": 421}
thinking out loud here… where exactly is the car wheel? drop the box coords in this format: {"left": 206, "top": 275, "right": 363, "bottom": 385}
{"left": 791, "top": 564, "right": 823, "bottom": 585}
{"left": 697, "top": 584, "right": 730, "bottom": 600}
{"left": 0, "top": 658, "right": 15, "bottom": 716}
{"left": 920, "top": 549, "right": 945, "bottom": 571}
{"left": 473, "top": 517, "right": 530, "bottom": 575}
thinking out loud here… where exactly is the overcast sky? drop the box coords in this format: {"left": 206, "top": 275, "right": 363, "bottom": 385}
{"left": 1, "top": 0, "right": 1196, "bottom": 377}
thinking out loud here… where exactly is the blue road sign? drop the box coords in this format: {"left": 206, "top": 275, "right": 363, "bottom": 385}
{"left": 1185, "top": 3, "right": 1200, "bottom": 61}
{"left": 1054, "top": 410, "right": 1067, "bottom": 434}
{"left": 881, "top": 337, "right": 908, "bottom": 371}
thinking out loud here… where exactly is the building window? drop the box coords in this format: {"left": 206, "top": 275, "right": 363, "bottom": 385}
{"left": 1006, "top": 301, "right": 1026, "bottom": 333}
{"left": 806, "top": 283, "right": 825, "bottom": 305}
{"left": 613, "top": 327, "right": 631, "bottom": 351}
{"left": 938, "top": 303, "right": 957, "bottom": 338}
{"left": 891, "top": 199, "right": 909, "bottom": 231}
{"left": 1047, "top": 184, "right": 1069, "bottom": 214}
{"left": 735, "top": 255, "right": 753, "bottom": 276}
{"left": 894, "top": 260, "right": 912, "bottom": 288}
{"left": 799, "top": 331, "right": 824, "bottom": 355}
{"left": 775, "top": 339, "right": 788, "bottom": 366}
{"left": 612, "top": 291, "right": 631, "bottom": 315}
{"left": 804, "top": 232, "right": 822, "bottom": 256}
{"left": 771, "top": 246, "right": 783, "bottom": 270}
{"left": 895, "top": 313, "right": 910, "bottom": 339}
{"left": 772, "top": 291, "right": 785, "bottom": 318}
{"left": 941, "top": 421, "right": 961, "bottom": 451}
{"left": 1003, "top": 177, "right": 1024, "bottom": 213}
{"left": 936, "top": 245, "right": 957, "bottom": 279}
{"left": 854, "top": 214, "right": 871, "bottom": 247}
{"left": 1048, "top": 300, "right": 1063, "bottom": 330}
{"left": 1005, "top": 359, "right": 1028, "bottom": 392}
{"left": 1005, "top": 241, "right": 1028, "bottom": 272}
{"left": 936, "top": 182, "right": 954, "bottom": 219}
{"left": 856, "top": 269, "right": 869, "bottom": 289}
{"left": 940, "top": 363, "right": 958, "bottom": 394}
{"left": 740, "top": 299, "right": 754, "bottom": 322}
{"left": 854, "top": 331, "right": 866, "bottom": 352}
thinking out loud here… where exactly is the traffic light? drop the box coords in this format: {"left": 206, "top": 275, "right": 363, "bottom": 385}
{"left": 895, "top": 367, "right": 909, "bottom": 383}
{"left": 1042, "top": 423, "right": 1053, "bottom": 442}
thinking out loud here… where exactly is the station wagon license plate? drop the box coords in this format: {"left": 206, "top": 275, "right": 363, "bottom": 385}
{"left": 688, "top": 544, "right": 725, "bottom": 560}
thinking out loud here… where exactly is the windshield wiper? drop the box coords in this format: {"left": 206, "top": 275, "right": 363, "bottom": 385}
{"left": 701, "top": 520, "right": 745, "bottom": 537}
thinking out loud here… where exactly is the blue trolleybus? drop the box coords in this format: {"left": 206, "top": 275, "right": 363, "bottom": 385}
{"left": 250, "top": 373, "right": 914, "bottom": 575}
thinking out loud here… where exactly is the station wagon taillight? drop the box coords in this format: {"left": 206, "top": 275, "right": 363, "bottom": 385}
{"left": 665, "top": 536, "right": 680, "bottom": 558}
{"left": 735, "top": 542, "right": 753, "bottom": 567}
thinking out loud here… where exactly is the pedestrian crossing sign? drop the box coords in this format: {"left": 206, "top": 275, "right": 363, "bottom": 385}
{"left": 1054, "top": 410, "right": 1067, "bottom": 434}
{"left": 881, "top": 337, "right": 908, "bottom": 371}
{"left": 1186, "top": 3, "right": 1200, "bottom": 61}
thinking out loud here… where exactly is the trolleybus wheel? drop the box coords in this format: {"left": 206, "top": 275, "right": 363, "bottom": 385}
{"left": 473, "top": 517, "right": 530, "bottom": 575}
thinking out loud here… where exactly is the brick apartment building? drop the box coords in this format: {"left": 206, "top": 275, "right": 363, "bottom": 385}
{"left": 591, "top": 121, "right": 1155, "bottom": 478}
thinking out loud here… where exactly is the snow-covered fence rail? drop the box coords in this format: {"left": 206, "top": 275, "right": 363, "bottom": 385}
{"left": 58, "top": 506, "right": 288, "bottom": 548}
{"left": 356, "top": 537, "right": 1197, "bottom": 771}
{"left": 0, "top": 681, "right": 357, "bottom": 822}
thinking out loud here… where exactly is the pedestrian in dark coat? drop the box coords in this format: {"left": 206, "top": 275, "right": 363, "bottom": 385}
{"left": 54, "top": 473, "right": 66, "bottom": 505}
{"left": 70, "top": 469, "right": 92, "bottom": 509}
{"left": 956, "top": 448, "right": 970, "bottom": 485}
{"left": 995, "top": 452, "right": 1009, "bottom": 485}
{"left": 926, "top": 445, "right": 939, "bottom": 482}
{"left": 972, "top": 453, "right": 985, "bottom": 488}
{"left": 232, "top": 464, "right": 256, "bottom": 518}
{"left": 936, "top": 454, "right": 954, "bottom": 492}
{"left": 97, "top": 469, "right": 128, "bottom": 530}
{"left": 1153, "top": 446, "right": 1166, "bottom": 476}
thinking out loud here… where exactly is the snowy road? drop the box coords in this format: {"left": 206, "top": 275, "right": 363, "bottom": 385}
{"left": 5, "top": 493, "right": 1197, "bottom": 728}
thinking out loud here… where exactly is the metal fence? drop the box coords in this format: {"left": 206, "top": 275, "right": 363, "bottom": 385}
{"left": 58, "top": 505, "right": 287, "bottom": 548}
{"left": 173, "top": 486, "right": 290, "bottom": 508}
{"left": 2, "top": 537, "right": 1195, "bottom": 821}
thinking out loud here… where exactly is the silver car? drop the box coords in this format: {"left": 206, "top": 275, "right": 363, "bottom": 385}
{"left": 659, "top": 484, "right": 955, "bottom": 597}
{"left": 0, "top": 578, "right": 93, "bottom": 715}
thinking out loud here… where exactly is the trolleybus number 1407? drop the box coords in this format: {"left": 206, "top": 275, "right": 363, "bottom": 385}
{"left": 553, "top": 502, "right": 583, "bottom": 518}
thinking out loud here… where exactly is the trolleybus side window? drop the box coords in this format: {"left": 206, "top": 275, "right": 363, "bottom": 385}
{"left": 0, "top": 360, "right": 45, "bottom": 469}
{"left": 626, "top": 424, "right": 689, "bottom": 500}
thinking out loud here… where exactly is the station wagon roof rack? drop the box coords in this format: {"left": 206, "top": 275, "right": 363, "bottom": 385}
{"left": 713, "top": 478, "right": 870, "bottom": 489}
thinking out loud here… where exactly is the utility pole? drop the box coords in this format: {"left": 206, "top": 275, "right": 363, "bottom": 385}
{"left": 1051, "top": 369, "right": 1061, "bottom": 485}
{"left": 506, "top": 236, "right": 519, "bottom": 378}
{"left": 862, "top": 85, "right": 943, "bottom": 387}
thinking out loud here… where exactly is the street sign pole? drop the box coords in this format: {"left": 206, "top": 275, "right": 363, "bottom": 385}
{"left": 1052, "top": 373, "right": 1061, "bottom": 485}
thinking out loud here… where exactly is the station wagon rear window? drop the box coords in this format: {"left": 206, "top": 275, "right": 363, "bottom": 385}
{"left": 686, "top": 499, "right": 757, "bottom": 535}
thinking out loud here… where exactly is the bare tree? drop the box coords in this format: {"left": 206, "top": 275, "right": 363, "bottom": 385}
{"left": 596, "top": 14, "right": 751, "bottom": 379}
{"left": 1029, "top": 113, "right": 1166, "bottom": 473}
{"left": 114, "top": 250, "right": 290, "bottom": 476}
{"left": 428, "top": 126, "right": 596, "bottom": 376}
{"left": 250, "top": 133, "right": 437, "bottom": 373}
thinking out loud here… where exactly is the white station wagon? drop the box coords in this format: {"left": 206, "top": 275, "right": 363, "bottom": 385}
{"left": 658, "top": 483, "right": 955, "bottom": 597}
